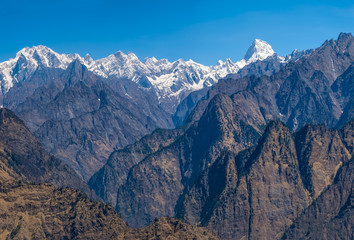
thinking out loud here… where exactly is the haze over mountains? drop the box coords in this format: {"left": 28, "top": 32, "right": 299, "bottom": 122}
{"left": 0, "top": 33, "right": 353, "bottom": 239}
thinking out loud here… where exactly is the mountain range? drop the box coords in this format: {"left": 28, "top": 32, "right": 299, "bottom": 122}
{"left": 88, "top": 32, "right": 354, "bottom": 239}
{"left": 0, "top": 32, "right": 353, "bottom": 240}
{"left": 0, "top": 38, "right": 307, "bottom": 181}
{"left": 0, "top": 38, "right": 308, "bottom": 113}
{"left": 0, "top": 107, "right": 219, "bottom": 239}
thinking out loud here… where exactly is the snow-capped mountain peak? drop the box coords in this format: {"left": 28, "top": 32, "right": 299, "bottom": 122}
{"left": 0, "top": 39, "right": 296, "bottom": 112}
{"left": 0, "top": 45, "right": 88, "bottom": 92}
{"left": 244, "top": 39, "right": 275, "bottom": 63}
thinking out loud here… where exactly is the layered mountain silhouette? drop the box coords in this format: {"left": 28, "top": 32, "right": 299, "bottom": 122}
{"left": 0, "top": 109, "right": 219, "bottom": 240}
{"left": 6, "top": 60, "right": 173, "bottom": 181}
{"left": 88, "top": 33, "right": 354, "bottom": 239}
{"left": 0, "top": 38, "right": 291, "bottom": 113}
{"left": 1, "top": 38, "right": 292, "bottom": 181}
{"left": 0, "top": 32, "right": 352, "bottom": 240}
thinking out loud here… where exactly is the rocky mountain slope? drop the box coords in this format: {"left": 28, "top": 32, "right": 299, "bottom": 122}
{"left": 88, "top": 33, "right": 353, "bottom": 238}
{"left": 177, "top": 121, "right": 352, "bottom": 239}
{"left": 0, "top": 38, "right": 294, "bottom": 182}
{"left": 89, "top": 89, "right": 266, "bottom": 208}
{"left": 282, "top": 157, "right": 353, "bottom": 240}
{"left": 108, "top": 93, "right": 263, "bottom": 227}
{"left": 0, "top": 182, "right": 218, "bottom": 240}
{"left": 187, "top": 33, "right": 354, "bottom": 131}
{"left": 0, "top": 108, "right": 218, "bottom": 240}
{"left": 8, "top": 60, "right": 173, "bottom": 181}
{"left": 89, "top": 127, "right": 186, "bottom": 205}
{"left": 0, "top": 108, "right": 92, "bottom": 196}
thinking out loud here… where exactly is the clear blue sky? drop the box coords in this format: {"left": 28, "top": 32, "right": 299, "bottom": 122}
{"left": 0, "top": 0, "right": 353, "bottom": 65}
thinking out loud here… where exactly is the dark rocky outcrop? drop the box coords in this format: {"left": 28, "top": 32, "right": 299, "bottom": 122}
{"left": 282, "top": 158, "right": 354, "bottom": 240}
{"left": 177, "top": 121, "right": 352, "bottom": 240}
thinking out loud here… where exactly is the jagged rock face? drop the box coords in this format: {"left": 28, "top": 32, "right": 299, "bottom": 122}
{"left": 340, "top": 120, "right": 354, "bottom": 154}
{"left": 332, "top": 64, "right": 354, "bottom": 128}
{"left": 177, "top": 121, "right": 353, "bottom": 240}
{"left": 0, "top": 108, "right": 92, "bottom": 196}
{"left": 3, "top": 67, "right": 65, "bottom": 110}
{"left": 282, "top": 158, "right": 354, "bottom": 240}
{"left": 89, "top": 127, "right": 185, "bottom": 205}
{"left": 239, "top": 121, "right": 309, "bottom": 239}
{"left": 187, "top": 33, "right": 354, "bottom": 131}
{"left": 295, "top": 124, "right": 351, "bottom": 198}
{"left": 115, "top": 94, "right": 262, "bottom": 228}
{"left": 0, "top": 182, "right": 219, "bottom": 240}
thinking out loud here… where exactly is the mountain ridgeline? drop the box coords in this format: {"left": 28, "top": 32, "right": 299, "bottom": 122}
{"left": 0, "top": 32, "right": 352, "bottom": 240}
{"left": 89, "top": 33, "right": 354, "bottom": 239}
{"left": 186, "top": 33, "right": 354, "bottom": 131}
{"left": 0, "top": 38, "right": 297, "bottom": 181}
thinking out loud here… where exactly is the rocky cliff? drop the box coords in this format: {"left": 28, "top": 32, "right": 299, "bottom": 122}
{"left": 88, "top": 33, "right": 354, "bottom": 238}
{"left": 177, "top": 121, "right": 352, "bottom": 239}
{"left": 282, "top": 157, "right": 353, "bottom": 240}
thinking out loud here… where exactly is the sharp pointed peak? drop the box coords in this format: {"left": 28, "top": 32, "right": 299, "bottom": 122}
{"left": 244, "top": 39, "right": 275, "bottom": 63}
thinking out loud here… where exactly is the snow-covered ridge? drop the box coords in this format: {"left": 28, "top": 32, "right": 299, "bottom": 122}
{"left": 0, "top": 45, "right": 91, "bottom": 91}
{"left": 0, "top": 39, "right": 296, "bottom": 111}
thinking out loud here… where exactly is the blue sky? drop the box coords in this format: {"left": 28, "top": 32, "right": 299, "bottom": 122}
{"left": 0, "top": 0, "right": 353, "bottom": 65}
